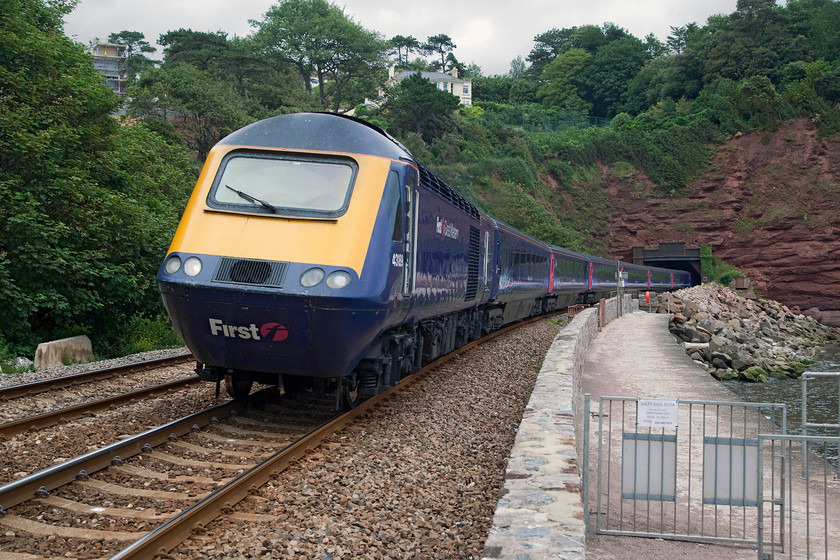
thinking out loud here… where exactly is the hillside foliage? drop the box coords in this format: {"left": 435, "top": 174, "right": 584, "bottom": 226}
{"left": 3, "top": 0, "right": 840, "bottom": 357}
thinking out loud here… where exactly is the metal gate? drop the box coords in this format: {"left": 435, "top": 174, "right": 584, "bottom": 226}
{"left": 755, "top": 371, "right": 840, "bottom": 560}
{"left": 757, "top": 433, "right": 840, "bottom": 560}
{"left": 584, "top": 395, "right": 788, "bottom": 547}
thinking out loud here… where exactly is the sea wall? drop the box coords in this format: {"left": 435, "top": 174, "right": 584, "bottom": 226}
{"left": 482, "top": 295, "right": 633, "bottom": 559}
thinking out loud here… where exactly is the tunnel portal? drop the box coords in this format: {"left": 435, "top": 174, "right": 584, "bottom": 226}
{"left": 632, "top": 242, "right": 703, "bottom": 286}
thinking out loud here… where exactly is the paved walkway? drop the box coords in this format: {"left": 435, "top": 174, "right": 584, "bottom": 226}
{"left": 583, "top": 311, "right": 736, "bottom": 402}
{"left": 582, "top": 311, "right": 840, "bottom": 560}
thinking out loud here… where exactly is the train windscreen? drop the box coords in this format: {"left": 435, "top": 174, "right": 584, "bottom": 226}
{"left": 208, "top": 152, "right": 356, "bottom": 217}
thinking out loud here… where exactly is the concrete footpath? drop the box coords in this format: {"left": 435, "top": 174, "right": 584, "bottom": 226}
{"left": 581, "top": 311, "right": 758, "bottom": 560}
{"left": 483, "top": 305, "right": 840, "bottom": 560}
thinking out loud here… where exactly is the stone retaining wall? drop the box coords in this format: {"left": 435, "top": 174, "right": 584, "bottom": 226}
{"left": 482, "top": 295, "right": 634, "bottom": 559}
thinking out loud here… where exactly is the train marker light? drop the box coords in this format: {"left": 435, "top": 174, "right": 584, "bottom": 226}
{"left": 326, "top": 270, "right": 351, "bottom": 289}
{"left": 183, "top": 257, "right": 203, "bottom": 277}
{"left": 164, "top": 256, "right": 182, "bottom": 274}
{"left": 300, "top": 267, "right": 325, "bottom": 287}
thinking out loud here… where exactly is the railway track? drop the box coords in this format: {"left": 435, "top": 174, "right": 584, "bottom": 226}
{"left": 0, "top": 314, "right": 565, "bottom": 559}
{"left": 0, "top": 387, "right": 338, "bottom": 558}
{"left": 0, "top": 354, "right": 197, "bottom": 438}
{"left": 0, "top": 353, "right": 193, "bottom": 400}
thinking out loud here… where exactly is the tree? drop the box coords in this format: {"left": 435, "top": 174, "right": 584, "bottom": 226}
{"left": 813, "top": 65, "right": 840, "bottom": 103}
{"left": 570, "top": 24, "right": 608, "bottom": 52}
{"left": 390, "top": 34, "right": 420, "bottom": 67}
{"left": 446, "top": 52, "right": 465, "bottom": 76}
{"left": 463, "top": 62, "right": 483, "bottom": 78}
{"left": 385, "top": 72, "right": 460, "bottom": 141}
{"left": 527, "top": 28, "right": 576, "bottom": 79}
{"left": 537, "top": 48, "right": 592, "bottom": 112}
{"left": 127, "top": 64, "right": 250, "bottom": 160}
{"left": 0, "top": 0, "right": 195, "bottom": 355}
{"left": 644, "top": 33, "right": 669, "bottom": 59}
{"left": 732, "top": 0, "right": 782, "bottom": 36}
{"left": 472, "top": 75, "right": 513, "bottom": 103}
{"left": 218, "top": 36, "right": 268, "bottom": 98}
{"left": 581, "top": 35, "right": 650, "bottom": 117}
{"left": 698, "top": 31, "right": 756, "bottom": 82}
{"left": 318, "top": 24, "right": 388, "bottom": 112}
{"left": 252, "top": 0, "right": 389, "bottom": 110}
{"left": 108, "top": 30, "right": 156, "bottom": 75}
{"left": 108, "top": 29, "right": 155, "bottom": 56}
{"left": 735, "top": 74, "right": 788, "bottom": 126}
{"left": 508, "top": 56, "right": 528, "bottom": 80}
{"left": 422, "top": 34, "right": 456, "bottom": 71}
{"left": 509, "top": 80, "right": 538, "bottom": 104}
{"left": 158, "top": 28, "right": 229, "bottom": 71}
{"left": 666, "top": 23, "right": 700, "bottom": 54}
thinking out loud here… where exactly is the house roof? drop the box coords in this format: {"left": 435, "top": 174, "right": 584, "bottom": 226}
{"left": 394, "top": 70, "right": 468, "bottom": 84}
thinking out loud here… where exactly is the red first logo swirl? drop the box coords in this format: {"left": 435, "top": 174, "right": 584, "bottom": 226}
{"left": 259, "top": 322, "right": 289, "bottom": 342}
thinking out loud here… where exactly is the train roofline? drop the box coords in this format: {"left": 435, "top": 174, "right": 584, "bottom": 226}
{"left": 217, "top": 112, "right": 413, "bottom": 161}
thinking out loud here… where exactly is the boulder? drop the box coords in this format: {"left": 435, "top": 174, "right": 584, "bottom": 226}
{"left": 802, "top": 307, "right": 822, "bottom": 322}
{"left": 15, "top": 356, "right": 33, "bottom": 369}
{"left": 665, "top": 285, "right": 840, "bottom": 382}
{"left": 821, "top": 311, "right": 840, "bottom": 327}
{"left": 33, "top": 335, "right": 94, "bottom": 370}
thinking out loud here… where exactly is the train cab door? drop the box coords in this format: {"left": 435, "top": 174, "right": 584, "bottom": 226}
{"left": 482, "top": 230, "right": 491, "bottom": 295}
{"left": 402, "top": 168, "right": 418, "bottom": 297}
{"left": 489, "top": 229, "right": 502, "bottom": 300}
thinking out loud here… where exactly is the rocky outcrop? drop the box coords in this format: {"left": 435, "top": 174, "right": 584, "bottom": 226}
{"left": 603, "top": 119, "right": 840, "bottom": 321}
{"left": 661, "top": 285, "right": 840, "bottom": 382}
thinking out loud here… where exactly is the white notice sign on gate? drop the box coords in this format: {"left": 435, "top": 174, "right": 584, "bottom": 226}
{"left": 637, "top": 399, "right": 679, "bottom": 428}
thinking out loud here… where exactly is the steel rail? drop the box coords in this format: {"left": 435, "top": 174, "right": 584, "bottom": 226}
{"left": 108, "top": 313, "right": 564, "bottom": 559}
{"left": 0, "top": 376, "right": 202, "bottom": 438}
{"left": 0, "top": 396, "right": 245, "bottom": 514}
{"left": 0, "top": 353, "right": 193, "bottom": 400}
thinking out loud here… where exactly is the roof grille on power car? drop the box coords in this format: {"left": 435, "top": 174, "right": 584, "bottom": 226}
{"left": 416, "top": 162, "right": 480, "bottom": 220}
{"left": 213, "top": 258, "right": 288, "bottom": 287}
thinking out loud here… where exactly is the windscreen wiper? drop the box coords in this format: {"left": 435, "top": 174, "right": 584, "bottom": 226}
{"left": 226, "top": 185, "right": 277, "bottom": 213}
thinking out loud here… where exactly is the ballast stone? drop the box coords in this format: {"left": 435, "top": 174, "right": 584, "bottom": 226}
{"left": 34, "top": 335, "right": 94, "bottom": 370}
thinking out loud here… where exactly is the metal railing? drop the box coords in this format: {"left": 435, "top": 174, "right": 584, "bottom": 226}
{"left": 757, "top": 434, "right": 840, "bottom": 560}
{"left": 585, "top": 395, "right": 787, "bottom": 546}
{"left": 801, "top": 371, "right": 840, "bottom": 479}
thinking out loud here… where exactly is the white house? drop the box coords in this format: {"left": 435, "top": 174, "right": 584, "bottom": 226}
{"left": 388, "top": 66, "right": 472, "bottom": 107}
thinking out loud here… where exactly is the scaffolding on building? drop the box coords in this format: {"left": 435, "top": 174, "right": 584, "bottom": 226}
{"left": 92, "top": 43, "right": 128, "bottom": 95}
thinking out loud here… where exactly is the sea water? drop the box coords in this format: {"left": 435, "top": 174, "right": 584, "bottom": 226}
{"left": 723, "top": 342, "right": 840, "bottom": 467}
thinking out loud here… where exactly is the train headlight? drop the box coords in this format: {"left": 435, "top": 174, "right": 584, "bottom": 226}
{"left": 326, "top": 270, "right": 351, "bottom": 289}
{"left": 164, "top": 256, "right": 182, "bottom": 274}
{"left": 183, "top": 257, "right": 203, "bottom": 277}
{"left": 300, "top": 267, "right": 325, "bottom": 287}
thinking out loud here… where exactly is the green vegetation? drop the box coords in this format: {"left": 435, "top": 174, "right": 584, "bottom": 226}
{"left": 1, "top": 0, "right": 194, "bottom": 359}
{"left": 3, "top": 0, "right": 840, "bottom": 359}
{"left": 700, "top": 245, "right": 745, "bottom": 286}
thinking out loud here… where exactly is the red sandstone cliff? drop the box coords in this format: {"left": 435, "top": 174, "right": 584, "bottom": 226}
{"left": 602, "top": 118, "right": 840, "bottom": 321}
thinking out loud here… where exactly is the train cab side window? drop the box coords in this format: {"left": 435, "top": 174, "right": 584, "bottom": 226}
{"left": 385, "top": 171, "right": 402, "bottom": 241}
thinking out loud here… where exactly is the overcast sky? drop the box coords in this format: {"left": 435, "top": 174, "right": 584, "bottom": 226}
{"left": 64, "top": 0, "right": 740, "bottom": 76}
